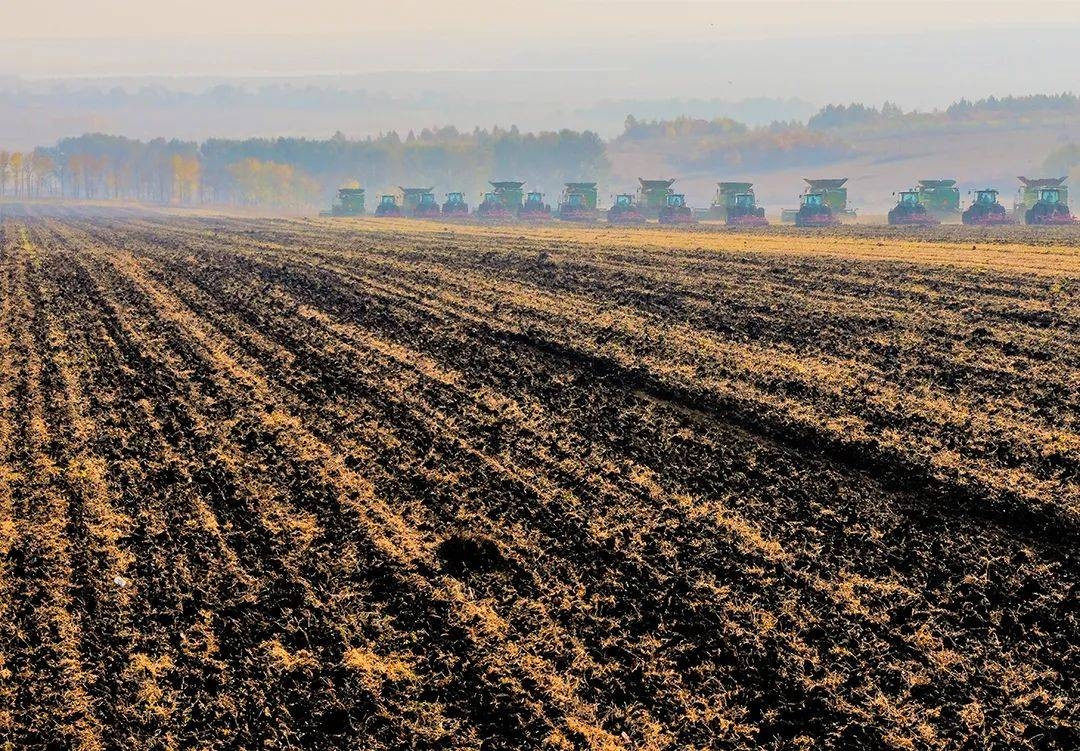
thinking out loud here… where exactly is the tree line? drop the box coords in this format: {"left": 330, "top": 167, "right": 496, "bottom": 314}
{"left": 0, "top": 127, "right": 609, "bottom": 209}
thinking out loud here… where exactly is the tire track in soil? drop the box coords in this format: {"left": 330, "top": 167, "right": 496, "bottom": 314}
{"left": 4, "top": 226, "right": 105, "bottom": 750}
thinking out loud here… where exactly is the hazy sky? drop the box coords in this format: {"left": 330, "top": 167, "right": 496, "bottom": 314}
{"left": 3, "top": 1, "right": 1079, "bottom": 114}
{"left": 5, "top": 1, "right": 1079, "bottom": 43}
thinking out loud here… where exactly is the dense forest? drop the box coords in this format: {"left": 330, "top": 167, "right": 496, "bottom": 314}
{"left": 1, "top": 93, "right": 1077, "bottom": 209}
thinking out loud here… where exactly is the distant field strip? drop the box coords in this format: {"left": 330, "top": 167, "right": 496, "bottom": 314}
{"left": 0, "top": 206, "right": 1076, "bottom": 751}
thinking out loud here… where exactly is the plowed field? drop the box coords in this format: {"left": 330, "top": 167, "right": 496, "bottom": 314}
{"left": 0, "top": 205, "right": 1076, "bottom": 750}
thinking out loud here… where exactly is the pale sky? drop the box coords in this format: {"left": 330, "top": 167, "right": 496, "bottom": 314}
{"left": 3, "top": 0, "right": 1077, "bottom": 40}
{"left": 3, "top": 0, "right": 1078, "bottom": 114}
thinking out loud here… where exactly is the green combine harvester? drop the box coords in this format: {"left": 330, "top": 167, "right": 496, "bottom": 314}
{"left": 323, "top": 187, "right": 366, "bottom": 216}
{"left": 916, "top": 179, "right": 960, "bottom": 220}
{"left": 782, "top": 178, "right": 855, "bottom": 223}
{"left": 400, "top": 187, "right": 440, "bottom": 217}
{"left": 709, "top": 182, "right": 754, "bottom": 221}
{"left": 559, "top": 182, "right": 599, "bottom": 221}
{"left": 637, "top": 178, "right": 677, "bottom": 219}
{"left": 1013, "top": 177, "right": 1071, "bottom": 223}
{"left": 476, "top": 181, "right": 524, "bottom": 219}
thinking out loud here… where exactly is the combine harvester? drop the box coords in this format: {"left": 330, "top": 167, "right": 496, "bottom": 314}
{"left": 709, "top": 182, "right": 751, "bottom": 221}
{"left": 917, "top": 180, "right": 961, "bottom": 221}
{"left": 519, "top": 191, "right": 552, "bottom": 221}
{"left": 607, "top": 193, "right": 647, "bottom": 224}
{"left": 659, "top": 193, "right": 697, "bottom": 225}
{"left": 962, "top": 189, "right": 1013, "bottom": 225}
{"left": 476, "top": 181, "right": 524, "bottom": 220}
{"left": 442, "top": 192, "right": 469, "bottom": 217}
{"left": 1015, "top": 177, "right": 1075, "bottom": 225}
{"left": 638, "top": 178, "right": 677, "bottom": 219}
{"left": 558, "top": 182, "right": 599, "bottom": 221}
{"left": 793, "top": 190, "right": 841, "bottom": 228}
{"left": 323, "top": 187, "right": 366, "bottom": 216}
{"left": 401, "top": 187, "right": 440, "bottom": 218}
{"left": 374, "top": 194, "right": 403, "bottom": 217}
{"left": 888, "top": 190, "right": 939, "bottom": 226}
{"left": 783, "top": 178, "right": 855, "bottom": 223}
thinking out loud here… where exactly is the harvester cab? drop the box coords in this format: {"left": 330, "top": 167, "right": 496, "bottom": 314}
{"left": 442, "top": 191, "right": 469, "bottom": 216}
{"left": 1025, "top": 186, "right": 1074, "bottom": 225}
{"left": 559, "top": 182, "right": 599, "bottom": 221}
{"left": 520, "top": 191, "right": 552, "bottom": 219}
{"left": 962, "top": 188, "right": 1013, "bottom": 226}
{"left": 659, "top": 193, "right": 697, "bottom": 225}
{"left": 727, "top": 192, "right": 769, "bottom": 227}
{"left": 374, "top": 194, "right": 402, "bottom": 217}
{"left": 888, "top": 190, "right": 938, "bottom": 226}
{"left": 607, "top": 193, "right": 646, "bottom": 224}
{"left": 794, "top": 191, "right": 839, "bottom": 227}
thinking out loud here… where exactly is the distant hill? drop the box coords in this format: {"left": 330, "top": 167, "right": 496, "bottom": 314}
{"left": 608, "top": 94, "right": 1080, "bottom": 213}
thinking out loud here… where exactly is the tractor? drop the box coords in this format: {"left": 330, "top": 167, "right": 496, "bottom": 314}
{"left": 559, "top": 182, "right": 598, "bottom": 221}
{"left": 658, "top": 193, "right": 696, "bottom": 225}
{"left": 961, "top": 189, "right": 1013, "bottom": 226}
{"left": 475, "top": 191, "right": 513, "bottom": 219}
{"left": 726, "top": 192, "right": 768, "bottom": 227}
{"left": 1024, "top": 187, "right": 1075, "bottom": 225}
{"left": 794, "top": 191, "right": 840, "bottom": 227}
{"left": 519, "top": 191, "right": 552, "bottom": 220}
{"left": 607, "top": 193, "right": 646, "bottom": 224}
{"left": 888, "top": 190, "right": 939, "bottom": 226}
{"left": 442, "top": 192, "right": 469, "bottom": 217}
{"left": 374, "top": 194, "right": 402, "bottom": 217}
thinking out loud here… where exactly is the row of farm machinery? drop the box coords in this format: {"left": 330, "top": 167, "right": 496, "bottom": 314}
{"left": 326, "top": 176, "right": 1075, "bottom": 227}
